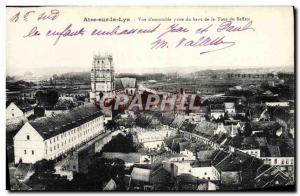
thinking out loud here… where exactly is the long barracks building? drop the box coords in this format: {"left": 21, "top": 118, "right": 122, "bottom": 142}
{"left": 13, "top": 103, "right": 105, "bottom": 164}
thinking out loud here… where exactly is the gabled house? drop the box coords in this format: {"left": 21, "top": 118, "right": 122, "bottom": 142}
{"left": 212, "top": 150, "right": 264, "bottom": 189}
{"left": 129, "top": 167, "right": 152, "bottom": 190}
{"left": 209, "top": 104, "right": 225, "bottom": 120}
{"left": 6, "top": 102, "right": 34, "bottom": 123}
{"left": 254, "top": 165, "right": 289, "bottom": 188}
{"left": 224, "top": 102, "right": 235, "bottom": 115}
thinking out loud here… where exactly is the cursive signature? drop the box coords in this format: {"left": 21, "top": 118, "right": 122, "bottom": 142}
{"left": 176, "top": 36, "right": 236, "bottom": 54}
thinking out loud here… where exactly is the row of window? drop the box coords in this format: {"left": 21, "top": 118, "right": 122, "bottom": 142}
{"left": 46, "top": 117, "right": 103, "bottom": 145}
{"left": 47, "top": 128, "right": 100, "bottom": 154}
{"left": 262, "top": 158, "right": 294, "bottom": 165}
{"left": 24, "top": 150, "right": 34, "bottom": 155}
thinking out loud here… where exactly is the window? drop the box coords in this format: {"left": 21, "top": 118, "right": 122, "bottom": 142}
{"left": 274, "top": 159, "right": 277, "bottom": 164}
{"left": 50, "top": 139, "right": 52, "bottom": 144}
{"left": 24, "top": 150, "right": 27, "bottom": 154}
{"left": 12, "top": 113, "right": 14, "bottom": 117}
{"left": 32, "top": 150, "right": 34, "bottom": 155}
{"left": 50, "top": 147, "right": 52, "bottom": 152}
{"left": 281, "top": 160, "right": 284, "bottom": 164}
{"left": 286, "top": 159, "right": 289, "bottom": 164}
{"left": 27, "top": 135, "right": 30, "bottom": 140}
{"left": 204, "top": 172, "right": 207, "bottom": 175}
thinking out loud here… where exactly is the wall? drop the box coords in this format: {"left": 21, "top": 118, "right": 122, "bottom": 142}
{"left": 6, "top": 103, "right": 24, "bottom": 120}
{"left": 221, "top": 171, "right": 241, "bottom": 185}
{"left": 13, "top": 122, "right": 45, "bottom": 164}
{"left": 44, "top": 115, "right": 104, "bottom": 160}
{"left": 191, "top": 167, "right": 215, "bottom": 180}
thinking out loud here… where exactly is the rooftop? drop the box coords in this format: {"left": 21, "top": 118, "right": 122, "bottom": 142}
{"left": 29, "top": 103, "right": 102, "bottom": 139}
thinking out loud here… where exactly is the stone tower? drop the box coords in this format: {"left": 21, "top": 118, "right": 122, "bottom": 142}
{"left": 90, "top": 54, "right": 114, "bottom": 102}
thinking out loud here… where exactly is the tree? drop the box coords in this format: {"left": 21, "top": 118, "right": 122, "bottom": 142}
{"left": 35, "top": 90, "right": 45, "bottom": 104}
{"left": 72, "top": 157, "right": 126, "bottom": 190}
{"left": 243, "top": 123, "right": 253, "bottom": 137}
{"left": 47, "top": 90, "right": 59, "bottom": 107}
{"left": 34, "top": 159, "right": 55, "bottom": 174}
{"left": 101, "top": 133, "right": 137, "bottom": 153}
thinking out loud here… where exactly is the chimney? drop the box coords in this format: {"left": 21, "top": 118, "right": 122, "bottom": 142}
{"left": 170, "top": 163, "right": 175, "bottom": 183}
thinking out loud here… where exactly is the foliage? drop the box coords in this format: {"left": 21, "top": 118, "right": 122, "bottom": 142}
{"left": 34, "top": 159, "right": 55, "bottom": 174}
{"left": 35, "top": 90, "right": 59, "bottom": 107}
{"left": 72, "top": 157, "right": 126, "bottom": 191}
{"left": 101, "top": 133, "right": 137, "bottom": 153}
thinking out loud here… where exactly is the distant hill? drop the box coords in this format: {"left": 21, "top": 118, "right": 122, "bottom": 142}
{"left": 52, "top": 66, "right": 294, "bottom": 82}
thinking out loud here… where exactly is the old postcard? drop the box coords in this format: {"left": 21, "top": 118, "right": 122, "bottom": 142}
{"left": 6, "top": 6, "right": 295, "bottom": 191}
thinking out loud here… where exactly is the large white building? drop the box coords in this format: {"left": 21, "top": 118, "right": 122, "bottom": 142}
{"left": 13, "top": 103, "right": 105, "bottom": 164}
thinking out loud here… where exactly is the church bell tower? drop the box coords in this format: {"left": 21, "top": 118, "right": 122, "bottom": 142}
{"left": 90, "top": 54, "right": 115, "bottom": 102}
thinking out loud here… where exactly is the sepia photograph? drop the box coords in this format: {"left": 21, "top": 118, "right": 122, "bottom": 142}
{"left": 5, "top": 6, "right": 295, "bottom": 191}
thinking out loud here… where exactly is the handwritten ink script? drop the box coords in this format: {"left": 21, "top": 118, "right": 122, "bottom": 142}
{"left": 10, "top": 9, "right": 255, "bottom": 55}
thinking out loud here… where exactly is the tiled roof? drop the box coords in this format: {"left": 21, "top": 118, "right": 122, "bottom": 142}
{"left": 241, "top": 137, "right": 260, "bottom": 149}
{"left": 102, "top": 152, "right": 141, "bottom": 163}
{"left": 255, "top": 166, "right": 289, "bottom": 188}
{"left": 180, "top": 122, "right": 196, "bottom": 132}
{"left": 191, "top": 160, "right": 211, "bottom": 167}
{"left": 267, "top": 145, "right": 281, "bottom": 157}
{"left": 114, "top": 78, "right": 123, "bottom": 90}
{"left": 160, "top": 112, "right": 175, "bottom": 125}
{"left": 115, "top": 77, "right": 137, "bottom": 90}
{"left": 249, "top": 121, "right": 281, "bottom": 133}
{"left": 210, "top": 104, "right": 225, "bottom": 111}
{"left": 214, "top": 151, "right": 263, "bottom": 172}
{"left": 171, "top": 114, "right": 185, "bottom": 128}
{"left": 255, "top": 137, "right": 268, "bottom": 147}
{"left": 228, "top": 136, "right": 244, "bottom": 148}
{"left": 179, "top": 141, "right": 190, "bottom": 152}
{"left": 130, "top": 167, "right": 151, "bottom": 182}
{"left": 121, "top": 77, "right": 136, "bottom": 88}
{"left": 150, "top": 166, "right": 171, "bottom": 185}
{"left": 29, "top": 103, "right": 102, "bottom": 139}
{"left": 103, "top": 179, "right": 117, "bottom": 191}
{"left": 10, "top": 101, "right": 33, "bottom": 112}
{"left": 269, "top": 107, "right": 292, "bottom": 123}
{"left": 193, "top": 121, "right": 217, "bottom": 136}
{"left": 211, "top": 150, "right": 229, "bottom": 165}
